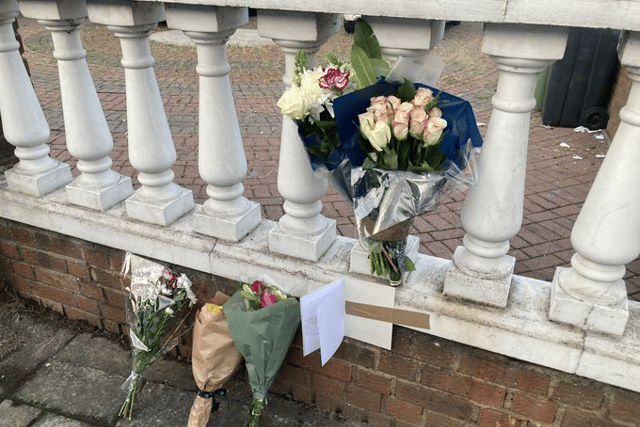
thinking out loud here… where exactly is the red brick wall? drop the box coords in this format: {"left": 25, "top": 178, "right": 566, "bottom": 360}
{"left": 1, "top": 217, "right": 639, "bottom": 427}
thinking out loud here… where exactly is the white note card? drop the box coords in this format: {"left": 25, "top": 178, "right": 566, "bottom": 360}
{"left": 300, "top": 279, "right": 345, "bottom": 365}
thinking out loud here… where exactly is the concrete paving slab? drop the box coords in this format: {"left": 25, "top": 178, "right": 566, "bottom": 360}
{"left": 144, "top": 358, "right": 198, "bottom": 391}
{"left": 114, "top": 382, "right": 194, "bottom": 426}
{"left": 0, "top": 314, "right": 75, "bottom": 397}
{"left": 53, "top": 333, "right": 130, "bottom": 378}
{"left": 14, "top": 361, "right": 126, "bottom": 426}
{"left": 31, "top": 413, "right": 96, "bottom": 427}
{"left": 0, "top": 400, "right": 42, "bottom": 427}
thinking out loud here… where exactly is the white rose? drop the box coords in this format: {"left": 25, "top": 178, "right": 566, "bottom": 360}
{"left": 369, "top": 121, "right": 391, "bottom": 151}
{"left": 277, "top": 86, "right": 306, "bottom": 120}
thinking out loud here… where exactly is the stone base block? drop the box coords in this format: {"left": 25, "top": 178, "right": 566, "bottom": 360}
{"left": 349, "top": 235, "right": 420, "bottom": 284}
{"left": 550, "top": 267, "right": 629, "bottom": 335}
{"left": 5, "top": 162, "right": 72, "bottom": 197}
{"left": 66, "top": 175, "right": 133, "bottom": 211}
{"left": 268, "top": 217, "right": 336, "bottom": 262}
{"left": 192, "top": 201, "right": 261, "bottom": 242}
{"left": 125, "top": 187, "right": 194, "bottom": 226}
{"left": 443, "top": 246, "right": 515, "bottom": 308}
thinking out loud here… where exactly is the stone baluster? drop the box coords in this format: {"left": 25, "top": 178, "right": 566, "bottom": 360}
{"left": 19, "top": 1, "right": 133, "bottom": 210}
{"left": 258, "top": 11, "right": 340, "bottom": 261}
{"left": 444, "top": 24, "right": 568, "bottom": 307}
{"left": 86, "top": 0, "right": 193, "bottom": 226}
{"left": 0, "top": 0, "right": 72, "bottom": 196}
{"left": 164, "top": 4, "right": 261, "bottom": 241}
{"left": 549, "top": 31, "right": 639, "bottom": 336}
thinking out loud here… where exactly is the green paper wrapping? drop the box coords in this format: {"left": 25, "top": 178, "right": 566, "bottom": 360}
{"left": 223, "top": 290, "right": 301, "bottom": 403}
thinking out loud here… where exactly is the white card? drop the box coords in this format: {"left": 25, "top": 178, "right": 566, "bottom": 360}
{"left": 300, "top": 278, "right": 345, "bottom": 364}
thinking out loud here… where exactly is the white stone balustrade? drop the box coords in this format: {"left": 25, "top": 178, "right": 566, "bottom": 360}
{"left": 549, "top": 32, "right": 640, "bottom": 336}
{"left": 2, "top": 0, "right": 640, "bottom": 396}
{"left": 258, "top": 11, "right": 340, "bottom": 261}
{"left": 164, "top": 4, "right": 261, "bottom": 241}
{"left": 19, "top": 0, "right": 134, "bottom": 211}
{"left": 0, "top": 0, "right": 72, "bottom": 197}
{"left": 443, "top": 24, "right": 569, "bottom": 308}
{"left": 86, "top": 0, "right": 194, "bottom": 226}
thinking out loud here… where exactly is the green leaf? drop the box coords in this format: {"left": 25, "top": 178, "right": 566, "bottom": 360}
{"left": 404, "top": 256, "right": 416, "bottom": 272}
{"left": 240, "top": 289, "right": 258, "bottom": 302}
{"left": 370, "top": 58, "right": 391, "bottom": 82}
{"left": 397, "top": 79, "right": 416, "bottom": 103}
{"left": 325, "top": 53, "right": 345, "bottom": 68}
{"left": 425, "top": 144, "right": 446, "bottom": 170}
{"left": 383, "top": 149, "right": 398, "bottom": 169}
{"left": 353, "top": 19, "right": 383, "bottom": 60}
{"left": 351, "top": 45, "right": 377, "bottom": 88}
{"left": 362, "top": 157, "right": 377, "bottom": 170}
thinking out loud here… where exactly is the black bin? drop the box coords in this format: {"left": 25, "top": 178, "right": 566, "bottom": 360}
{"left": 542, "top": 27, "right": 621, "bottom": 130}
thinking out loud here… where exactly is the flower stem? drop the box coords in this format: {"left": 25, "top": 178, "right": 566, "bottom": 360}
{"left": 247, "top": 398, "right": 266, "bottom": 427}
{"left": 118, "top": 374, "right": 141, "bottom": 419}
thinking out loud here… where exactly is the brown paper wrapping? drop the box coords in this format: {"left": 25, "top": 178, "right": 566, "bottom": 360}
{"left": 187, "top": 292, "right": 243, "bottom": 427}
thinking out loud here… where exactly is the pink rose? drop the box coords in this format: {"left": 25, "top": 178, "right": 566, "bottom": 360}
{"left": 259, "top": 288, "right": 279, "bottom": 307}
{"left": 392, "top": 102, "right": 412, "bottom": 141}
{"left": 394, "top": 102, "right": 413, "bottom": 123}
{"left": 429, "top": 107, "right": 442, "bottom": 118}
{"left": 393, "top": 122, "right": 409, "bottom": 140}
{"left": 368, "top": 101, "right": 393, "bottom": 126}
{"left": 250, "top": 280, "right": 265, "bottom": 294}
{"left": 386, "top": 96, "right": 401, "bottom": 111}
{"left": 370, "top": 96, "right": 387, "bottom": 106}
{"left": 409, "top": 107, "right": 429, "bottom": 139}
{"left": 423, "top": 117, "right": 447, "bottom": 146}
{"left": 413, "top": 87, "right": 434, "bottom": 107}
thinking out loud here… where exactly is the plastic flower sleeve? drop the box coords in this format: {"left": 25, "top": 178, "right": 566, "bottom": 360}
{"left": 118, "top": 253, "right": 197, "bottom": 419}
{"left": 187, "top": 292, "right": 243, "bottom": 427}
{"left": 224, "top": 289, "right": 301, "bottom": 427}
{"left": 352, "top": 138, "right": 479, "bottom": 241}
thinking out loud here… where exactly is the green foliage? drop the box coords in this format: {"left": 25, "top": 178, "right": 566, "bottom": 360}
{"left": 397, "top": 79, "right": 417, "bottom": 103}
{"left": 350, "top": 19, "right": 390, "bottom": 89}
{"left": 368, "top": 240, "right": 415, "bottom": 283}
{"left": 292, "top": 49, "right": 308, "bottom": 87}
{"left": 353, "top": 19, "right": 383, "bottom": 59}
{"left": 298, "top": 110, "right": 341, "bottom": 161}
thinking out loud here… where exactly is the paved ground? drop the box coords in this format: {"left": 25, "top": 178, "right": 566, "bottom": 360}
{"left": 0, "top": 297, "right": 359, "bottom": 427}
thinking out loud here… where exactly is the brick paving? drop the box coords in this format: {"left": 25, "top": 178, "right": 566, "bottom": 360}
{"left": 13, "top": 17, "right": 640, "bottom": 302}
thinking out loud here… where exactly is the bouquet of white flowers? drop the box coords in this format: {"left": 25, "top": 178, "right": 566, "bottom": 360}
{"left": 118, "top": 253, "right": 197, "bottom": 419}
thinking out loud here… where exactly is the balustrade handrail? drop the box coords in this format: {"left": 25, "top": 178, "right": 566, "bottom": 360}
{"left": 137, "top": 0, "right": 640, "bottom": 31}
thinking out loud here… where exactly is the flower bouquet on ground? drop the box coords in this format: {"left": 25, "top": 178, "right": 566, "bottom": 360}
{"left": 224, "top": 280, "right": 301, "bottom": 427}
{"left": 187, "top": 292, "right": 243, "bottom": 427}
{"left": 277, "top": 19, "right": 483, "bottom": 285}
{"left": 118, "top": 253, "right": 197, "bottom": 419}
